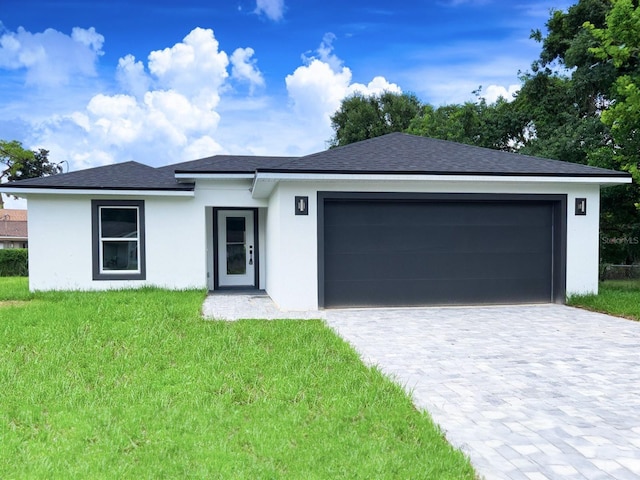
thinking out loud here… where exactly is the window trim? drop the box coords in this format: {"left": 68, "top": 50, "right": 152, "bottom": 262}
{"left": 92, "top": 200, "right": 146, "bottom": 281}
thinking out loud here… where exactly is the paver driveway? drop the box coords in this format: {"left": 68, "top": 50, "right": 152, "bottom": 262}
{"left": 324, "top": 304, "right": 640, "bottom": 480}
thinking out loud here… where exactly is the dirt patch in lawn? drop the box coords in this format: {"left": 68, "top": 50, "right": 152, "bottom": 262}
{"left": 0, "top": 300, "right": 30, "bottom": 308}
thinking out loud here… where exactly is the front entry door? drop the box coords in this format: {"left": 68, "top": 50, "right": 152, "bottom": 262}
{"left": 217, "top": 210, "right": 255, "bottom": 287}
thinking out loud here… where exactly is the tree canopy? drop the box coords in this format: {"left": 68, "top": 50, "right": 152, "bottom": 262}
{"left": 0, "top": 140, "right": 62, "bottom": 208}
{"left": 329, "top": 92, "right": 422, "bottom": 147}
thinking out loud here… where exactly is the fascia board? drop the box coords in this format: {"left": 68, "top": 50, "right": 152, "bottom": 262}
{"left": 174, "top": 173, "right": 254, "bottom": 180}
{"left": 253, "top": 172, "right": 631, "bottom": 183}
{"left": 0, "top": 187, "right": 195, "bottom": 197}
{"left": 250, "top": 172, "right": 631, "bottom": 198}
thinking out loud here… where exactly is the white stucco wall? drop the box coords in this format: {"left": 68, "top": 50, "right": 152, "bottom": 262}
{"left": 28, "top": 196, "right": 93, "bottom": 291}
{"left": 28, "top": 194, "right": 206, "bottom": 291}
{"left": 26, "top": 179, "right": 267, "bottom": 292}
{"left": 564, "top": 184, "right": 601, "bottom": 295}
{"left": 265, "top": 184, "right": 319, "bottom": 311}
{"left": 263, "top": 179, "right": 604, "bottom": 310}
{"left": 24, "top": 177, "right": 605, "bottom": 309}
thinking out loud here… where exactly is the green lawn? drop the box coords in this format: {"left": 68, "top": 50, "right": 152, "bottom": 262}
{"left": 0, "top": 276, "right": 33, "bottom": 301}
{"left": 568, "top": 280, "right": 640, "bottom": 321}
{"left": 0, "top": 278, "right": 474, "bottom": 479}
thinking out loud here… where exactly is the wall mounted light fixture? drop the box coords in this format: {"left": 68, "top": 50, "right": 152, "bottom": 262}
{"left": 295, "top": 196, "right": 308, "bottom": 215}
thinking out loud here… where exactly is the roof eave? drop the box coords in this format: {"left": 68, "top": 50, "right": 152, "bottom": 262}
{"left": 0, "top": 186, "right": 195, "bottom": 197}
{"left": 250, "top": 172, "right": 632, "bottom": 199}
{"left": 174, "top": 172, "right": 255, "bottom": 180}
{"left": 255, "top": 168, "right": 632, "bottom": 178}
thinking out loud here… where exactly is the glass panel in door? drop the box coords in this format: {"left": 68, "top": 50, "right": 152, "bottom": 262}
{"left": 226, "top": 217, "right": 246, "bottom": 275}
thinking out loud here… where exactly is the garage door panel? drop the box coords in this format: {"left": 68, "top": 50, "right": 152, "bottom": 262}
{"left": 326, "top": 250, "right": 552, "bottom": 282}
{"left": 325, "top": 276, "right": 552, "bottom": 307}
{"left": 322, "top": 199, "right": 558, "bottom": 307}
{"left": 326, "top": 202, "right": 551, "bottom": 227}
{"left": 327, "top": 224, "right": 551, "bottom": 255}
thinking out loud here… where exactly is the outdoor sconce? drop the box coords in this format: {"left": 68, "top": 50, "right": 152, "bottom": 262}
{"left": 295, "top": 196, "right": 308, "bottom": 215}
{"left": 575, "top": 198, "right": 587, "bottom": 216}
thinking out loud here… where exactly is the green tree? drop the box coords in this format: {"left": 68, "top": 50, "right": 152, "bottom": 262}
{"left": 511, "top": 0, "right": 640, "bottom": 263}
{"left": 508, "top": 0, "right": 615, "bottom": 163}
{"left": 531, "top": 0, "right": 614, "bottom": 105}
{"left": 407, "top": 94, "right": 523, "bottom": 151}
{"left": 510, "top": 73, "right": 613, "bottom": 165}
{"left": 329, "top": 92, "right": 422, "bottom": 147}
{"left": 586, "top": 0, "right": 640, "bottom": 186}
{"left": 0, "top": 140, "right": 62, "bottom": 208}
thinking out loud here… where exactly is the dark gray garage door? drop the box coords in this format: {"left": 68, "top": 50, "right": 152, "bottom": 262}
{"left": 320, "top": 195, "right": 566, "bottom": 308}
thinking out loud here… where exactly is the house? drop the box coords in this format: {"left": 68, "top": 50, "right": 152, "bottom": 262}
{"left": 0, "top": 209, "right": 28, "bottom": 249}
{"left": 0, "top": 133, "right": 631, "bottom": 310}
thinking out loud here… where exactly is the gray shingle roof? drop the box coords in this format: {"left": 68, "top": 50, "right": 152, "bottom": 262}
{"left": 4, "top": 161, "right": 194, "bottom": 191}
{"left": 266, "top": 133, "right": 630, "bottom": 177}
{"left": 169, "top": 155, "right": 296, "bottom": 174}
{"left": 1, "top": 134, "right": 630, "bottom": 192}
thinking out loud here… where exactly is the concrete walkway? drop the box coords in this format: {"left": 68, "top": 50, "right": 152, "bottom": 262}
{"left": 202, "top": 291, "right": 325, "bottom": 320}
{"left": 203, "top": 295, "right": 640, "bottom": 479}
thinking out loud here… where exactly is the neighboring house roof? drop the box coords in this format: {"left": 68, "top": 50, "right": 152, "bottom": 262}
{"left": 0, "top": 209, "right": 28, "bottom": 240}
{"left": 0, "top": 133, "right": 631, "bottom": 194}
{"left": 0, "top": 209, "right": 27, "bottom": 222}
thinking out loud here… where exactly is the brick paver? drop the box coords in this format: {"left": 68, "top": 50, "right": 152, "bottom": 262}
{"left": 203, "top": 297, "right": 640, "bottom": 479}
{"left": 325, "top": 305, "right": 640, "bottom": 480}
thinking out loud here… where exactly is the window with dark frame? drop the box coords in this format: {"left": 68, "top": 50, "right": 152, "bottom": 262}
{"left": 92, "top": 200, "right": 146, "bottom": 280}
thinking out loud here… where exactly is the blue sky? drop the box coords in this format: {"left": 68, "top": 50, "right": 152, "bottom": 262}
{"left": 0, "top": 0, "right": 573, "bottom": 199}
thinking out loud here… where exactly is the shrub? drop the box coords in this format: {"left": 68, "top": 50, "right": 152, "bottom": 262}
{"left": 0, "top": 248, "right": 28, "bottom": 276}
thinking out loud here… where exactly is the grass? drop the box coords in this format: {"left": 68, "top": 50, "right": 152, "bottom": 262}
{"left": 0, "top": 276, "right": 31, "bottom": 301}
{"left": 568, "top": 279, "right": 640, "bottom": 321}
{"left": 0, "top": 279, "right": 475, "bottom": 479}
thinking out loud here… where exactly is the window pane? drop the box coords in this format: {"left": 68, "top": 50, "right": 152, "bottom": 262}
{"left": 226, "top": 217, "right": 245, "bottom": 243}
{"left": 102, "top": 241, "right": 138, "bottom": 271}
{"left": 227, "top": 244, "right": 246, "bottom": 275}
{"left": 101, "top": 208, "right": 138, "bottom": 238}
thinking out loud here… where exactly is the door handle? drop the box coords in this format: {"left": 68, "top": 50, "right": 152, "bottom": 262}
{"left": 249, "top": 245, "right": 253, "bottom": 265}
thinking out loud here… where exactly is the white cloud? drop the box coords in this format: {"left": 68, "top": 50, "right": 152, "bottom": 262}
{"left": 29, "top": 28, "right": 230, "bottom": 171}
{"left": 86, "top": 93, "right": 143, "bottom": 145}
{"left": 116, "top": 54, "right": 151, "bottom": 98}
{"left": 286, "top": 59, "right": 352, "bottom": 120}
{"left": 2, "top": 27, "right": 405, "bottom": 174}
{"left": 311, "top": 33, "right": 343, "bottom": 72}
{"left": 144, "top": 89, "right": 220, "bottom": 144}
{"left": 230, "top": 47, "right": 265, "bottom": 92}
{"left": 349, "top": 76, "right": 402, "bottom": 96}
{"left": 0, "top": 26, "right": 103, "bottom": 87}
{"left": 481, "top": 84, "right": 520, "bottom": 103}
{"left": 71, "top": 27, "right": 104, "bottom": 52}
{"left": 286, "top": 34, "right": 402, "bottom": 136}
{"left": 184, "top": 136, "right": 225, "bottom": 159}
{"left": 255, "top": 0, "right": 285, "bottom": 21}
{"left": 148, "top": 27, "right": 228, "bottom": 101}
